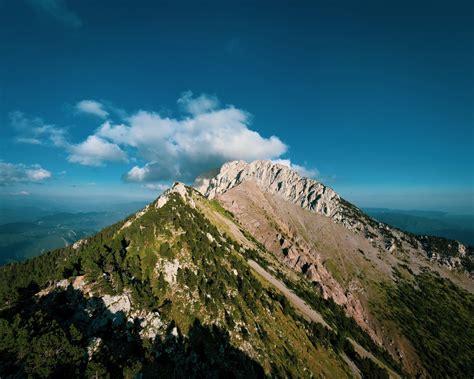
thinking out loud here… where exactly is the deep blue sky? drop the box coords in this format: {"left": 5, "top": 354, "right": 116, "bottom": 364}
{"left": 1, "top": 0, "right": 473, "bottom": 213}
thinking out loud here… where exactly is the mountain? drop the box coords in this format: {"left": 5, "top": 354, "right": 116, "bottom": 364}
{"left": 0, "top": 207, "right": 148, "bottom": 265}
{"left": 363, "top": 208, "right": 474, "bottom": 246}
{"left": 0, "top": 161, "right": 472, "bottom": 378}
{"left": 196, "top": 160, "right": 473, "bottom": 273}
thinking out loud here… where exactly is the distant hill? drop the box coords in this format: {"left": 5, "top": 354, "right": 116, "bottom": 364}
{"left": 364, "top": 208, "right": 474, "bottom": 246}
{"left": 0, "top": 205, "right": 147, "bottom": 265}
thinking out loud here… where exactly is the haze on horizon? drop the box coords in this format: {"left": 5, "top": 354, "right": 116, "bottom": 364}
{"left": 1, "top": 0, "right": 473, "bottom": 215}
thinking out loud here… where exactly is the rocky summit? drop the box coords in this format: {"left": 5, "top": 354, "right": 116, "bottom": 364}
{"left": 0, "top": 161, "right": 473, "bottom": 378}
{"left": 196, "top": 160, "right": 342, "bottom": 218}
{"left": 197, "top": 160, "right": 473, "bottom": 273}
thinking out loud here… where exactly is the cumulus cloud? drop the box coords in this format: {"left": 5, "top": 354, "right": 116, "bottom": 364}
{"left": 10, "top": 92, "right": 316, "bottom": 182}
{"left": 94, "top": 92, "right": 287, "bottom": 182}
{"left": 67, "top": 135, "right": 128, "bottom": 166}
{"left": 272, "top": 159, "right": 319, "bottom": 178}
{"left": 0, "top": 162, "right": 52, "bottom": 186}
{"left": 178, "top": 91, "right": 220, "bottom": 115}
{"left": 76, "top": 100, "right": 109, "bottom": 118}
{"left": 10, "top": 111, "right": 67, "bottom": 147}
{"left": 28, "top": 0, "right": 82, "bottom": 28}
{"left": 10, "top": 110, "right": 126, "bottom": 167}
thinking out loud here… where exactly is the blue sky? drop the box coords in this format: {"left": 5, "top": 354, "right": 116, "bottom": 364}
{"left": 0, "top": 0, "right": 473, "bottom": 213}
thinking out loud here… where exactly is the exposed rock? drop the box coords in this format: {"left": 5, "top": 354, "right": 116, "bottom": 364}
{"left": 102, "top": 292, "right": 132, "bottom": 315}
{"left": 156, "top": 182, "right": 196, "bottom": 209}
{"left": 195, "top": 160, "right": 383, "bottom": 248}
{"left": 206, "top": 232, "right": 215, "bottom": 243}
{"left": 120, "top": 204, "right": 150, "bottom": 231}
{"left": 72, "top": 239, "right": 87, "bottom": 250}
{"left": 171, "top": 326, "right": 179, "bottom": 338}
{"left": 87, "top": 337, "right": 102, "bottom": 360}
{"left": 196, "top": 160, "right": 472, "bottom": 274}
{"left": 196, "top": 160, "right": 341, "bottom": 218}
{"left": 161, "top": 259, "right": 181, "bottom": 284}
{"left": 56, "top": 279, "right": 69, "bottom": 289}
{"left": 139, "top": 311, "right": 163, "bottom": 339}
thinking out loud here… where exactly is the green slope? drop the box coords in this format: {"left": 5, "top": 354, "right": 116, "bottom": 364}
{"left": 1, "top": 184, "right": 471, "bottom": 378}
{"left": 0, "top": 186, "right": 355, "bottom": 378}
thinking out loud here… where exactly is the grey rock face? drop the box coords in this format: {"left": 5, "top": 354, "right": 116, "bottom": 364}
{"left": 196, "top": 160, "right": 343, "bottom": 218}
{"left": 196, "top": 160, "right": 472, "bottom": 274}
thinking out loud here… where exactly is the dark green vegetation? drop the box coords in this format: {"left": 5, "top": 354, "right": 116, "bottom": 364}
{"left": 0, "top": 287, "right": 263, "bottom": 378}
{"left": 1, "top": 187, "right": 472, "bottom": 378}
{"left": 0, "top": 214, "right": 126, "bottom": 307}
{"left": 378, "top": 269, "right": 474, "bottom": 378}
{"left": 278, "top": 272, "right": 403, "bottom": 376}
{"left": 0, "top": 209, "right": 143, "bottom": 265}
{"left": 0, "top": 191, "right": 350, "bottom": 377}
{"left": 305, "top": 321, "right": 389, "bottom": 379}
{"left": 264, "top": 289, "right": 390, "bottom": 379}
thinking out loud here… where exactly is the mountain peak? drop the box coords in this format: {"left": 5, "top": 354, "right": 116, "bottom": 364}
{"left": 1, "top": 160, "right": 472, "bottom": 378}
{"left": 196, "top": 160, "right": 472, "bottom": 274}
{"left": 196, "top": 159, "right": 341, "bottom": 218}
{"left": 153, "top": 181, "right": 196, "bottom": 209}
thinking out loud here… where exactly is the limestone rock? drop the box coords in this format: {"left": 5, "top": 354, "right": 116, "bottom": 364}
{"left": 196, "top": 160, "right": 341, "bottom": 218}
{"left": 196, "top": 160, "right": 472, "bottom": 274}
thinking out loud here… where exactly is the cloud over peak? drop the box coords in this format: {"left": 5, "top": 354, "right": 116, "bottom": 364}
{"left": 95, "top": 92, "right": 288, "bottom": 182}
{"left": 10, "top": 92, "right": 316, "bottom": 184}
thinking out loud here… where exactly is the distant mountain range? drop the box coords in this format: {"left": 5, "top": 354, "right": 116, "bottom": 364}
{"left": 0, "top": 160, "right": 472, "bottom": 377}
{"left": 364, "top": 208, "right": 474, "bottom": 246}
{"left": 0, "top": 204, "right": 147, "bottom": 265}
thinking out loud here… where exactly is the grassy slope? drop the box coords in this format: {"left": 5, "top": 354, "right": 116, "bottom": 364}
{"left": 214, "top": 184, "right": 473, "bottom": 377}
{"left": 374, "top": 267, "right": 474, "bottom": 378}
{"left": 0, "top": 189, "right": 351, "bottom": 378}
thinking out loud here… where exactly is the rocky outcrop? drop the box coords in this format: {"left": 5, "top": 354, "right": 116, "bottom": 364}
{"left": 196, "top": 160, "right": 472, "bottom": 274}
{"left": 195, "top": 160, "right": 376, "bottom": 240}
{"left": 196, "top": 160, "right": 342, "bottom": 218}
{"left": 155, "top": 182, "right": 196, "bottom": 209}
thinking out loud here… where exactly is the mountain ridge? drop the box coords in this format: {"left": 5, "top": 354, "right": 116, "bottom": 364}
{"left": 0, "top": 162, "right": 472, "bottom": 378}
{"left": 196, "top": 160, "right": 472, "bottom": 275}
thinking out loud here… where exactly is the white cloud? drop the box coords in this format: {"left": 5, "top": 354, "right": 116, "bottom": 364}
{"left": 125, "top": 165, "right": 151, "bottom": 182}
{"left": 67, "top": 135, "right": 128, "bottom": 166}
{"left": 10, "top": 92, "right": 316, "bottom": 182}
{"left": 26, "top": 167, "right": 52, "bottom": 181}
{"left": 16, "top": 137, "right": 42, "bottom": 145}
{"left": 0, "top": 162, "right": 52, "bottom": 186}
{"left": 272, "top": 159, "right": 319, "bottom": 178}
{"left": 10, "top": 111, "right": 67, "bottom": 147}
{"left": 10, "top": 111, "right": 125, "bottom": 167}
{"left": 95, "top": 92, "right": 288, "bottom": 182}
{"left": 178, "top": 91, "right": 219, "bottom": 115}
{"left": 76, "top": 100, "right": 109, "bottom": 118}
{"left": 28, "top": 0, "right": 82, "bottom": 28}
